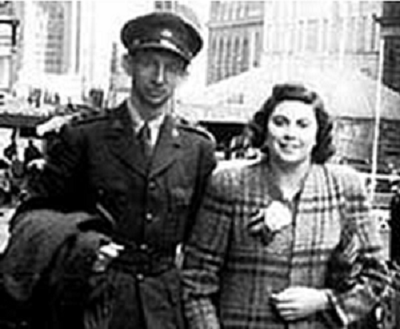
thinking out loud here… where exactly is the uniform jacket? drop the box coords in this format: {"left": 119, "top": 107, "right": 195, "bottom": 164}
{"left": 11, "top": 101, "right": 217, "bottom": 329}
{"left": 182, "top": 159, "right": 389, "bottom": 329}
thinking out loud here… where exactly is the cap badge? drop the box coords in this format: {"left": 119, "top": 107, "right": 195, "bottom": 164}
{"left": 132, "top": 39, "right": 141, "bottom": 46}
{"left": 172, "top": 127, "right": 179, "bottom": 138}
{"left": 160, "top": 29, "right": 173, "bottom": 39}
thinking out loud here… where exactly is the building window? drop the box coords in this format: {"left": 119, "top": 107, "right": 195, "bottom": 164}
{"left": 242, "top": 38, "right": 249, "bottom": 71}
{"left": 254, "top": 31, "right": 261, "bottom": 67}
{"left": 226, "top": 38, "right": 232, "bottom": 77}
{"left": 233, "top": 37, "right": 240, "bottom": 75}
{"left": 370, "top": 16, "right": 379, "bottom": 52}
{"left": 217, "top": 38, "right": 225, "bottom": 81}
{"left": 155, "top": 1, "right": 173, "bottom": 11}
{"left": 306, "top": 19, "right": 318, "bottom": 52}
{"left": 321, "top": 18, "right": 329, "bottom": 53}
{"left": 247, "top": 1, "right": 262, "bottom": 18}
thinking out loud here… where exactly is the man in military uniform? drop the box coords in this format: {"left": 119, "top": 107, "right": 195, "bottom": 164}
{"left": 1, "top": 11, "right": 216, "bottom": 329}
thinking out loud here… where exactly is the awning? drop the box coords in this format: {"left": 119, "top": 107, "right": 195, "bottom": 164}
{"left": 178, "top": 62, "right": 400, "bottom": 121}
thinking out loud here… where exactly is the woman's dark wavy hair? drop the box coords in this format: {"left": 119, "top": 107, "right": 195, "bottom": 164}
{"left": 248, "top": 82, "right": 335, "bottom": 164}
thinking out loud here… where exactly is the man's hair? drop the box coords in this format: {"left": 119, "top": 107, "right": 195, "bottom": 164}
{"left": 248, "top": 82, "right": 335, "bottom": 164}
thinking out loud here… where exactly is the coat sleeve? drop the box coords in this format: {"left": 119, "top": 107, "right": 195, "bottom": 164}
{"left": 182, "top": 168, "right": 234, "bottom": 329}
{"left": 324, "top": 165, "right": 391, "bottom": 327}
{"left": 0, "top": 210, "right": 97, "bottom": 302}
{"left": 13, "top": 124, "right": 87, "bottom": 223}
{"left": 183, "top": 137, "right": 217, "bottom": 244}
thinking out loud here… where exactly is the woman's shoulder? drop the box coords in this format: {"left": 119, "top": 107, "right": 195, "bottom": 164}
{"left": 323, "top": 163, "right": 366, "bottom": 192}
{"left": 214, "top": 158, "right": 261, "bottom": 178}
{"left": 210, "top": 159, "right": 262, "bottom": 193}
{"left": 324, "top": 163, "right": 360, "bottom": 177}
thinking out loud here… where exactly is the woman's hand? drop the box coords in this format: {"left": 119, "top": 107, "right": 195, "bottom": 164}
{"left": 270, "top": 286, "right": 330, "bottom": 322}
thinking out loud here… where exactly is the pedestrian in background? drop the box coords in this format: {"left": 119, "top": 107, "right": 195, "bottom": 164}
{"left": 182, "top": 83, "right": 389, "bottom": 329}
{"left": 23, "top": 139, "right": 42, "bottom": 170}
{"left": 0, "top": 11, "right": 216, "bottom": 329}
{"left": 3, "top": 137, "right": 17, "bottom": 162}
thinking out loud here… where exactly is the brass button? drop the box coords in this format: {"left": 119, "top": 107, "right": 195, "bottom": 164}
{"left": 148, "top": 181, "right": 156, "bottom": 190}
{"left": 136, "top": 273, "right": 144, "bottom": 281}
{"left": 139, "top": 244, "right": 148, "bottom": 251}
{"left": 146, "top": 213, "right": 153, "bottom": 221}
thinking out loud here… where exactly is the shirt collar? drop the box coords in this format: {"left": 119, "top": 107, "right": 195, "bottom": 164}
{"left": 126, "top": 98, "right": 165, "bottom": 134}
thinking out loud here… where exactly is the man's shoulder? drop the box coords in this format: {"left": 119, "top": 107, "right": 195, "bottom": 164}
{"left": 69, "top": 108, "right": 111, "bottom": 128}
{"left": 37, "top": 108, "right": 111, "bottom": 137}
{"left": 174, "top": 116, "right": 215, "bottom": 143}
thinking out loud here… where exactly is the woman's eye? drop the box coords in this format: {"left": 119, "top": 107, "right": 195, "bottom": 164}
{"left": 298, "top": 120, "right": 310, "bottom": 128}
{"left": 271, "top": 116, "right": 287, "bottom": 126}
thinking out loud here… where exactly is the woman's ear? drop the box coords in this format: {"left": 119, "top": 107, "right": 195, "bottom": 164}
{"left": 121, "top": 53, "right": 134, "bottom": 76}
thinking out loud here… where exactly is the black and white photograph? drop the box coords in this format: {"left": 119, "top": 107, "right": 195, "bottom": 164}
{"left": 0, "top": 1, "right": 398, "bottom": 328}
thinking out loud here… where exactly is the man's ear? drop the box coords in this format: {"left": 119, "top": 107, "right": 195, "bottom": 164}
{"left": 121, "top": 53, "right": 134, "bottom": 76}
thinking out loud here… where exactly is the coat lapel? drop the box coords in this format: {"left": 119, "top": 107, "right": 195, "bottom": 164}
{"left": 289, "top": 165, "right": 342, "bottom": 286}
{"left": 105, "top": 103, "right": 148, "bottom": 177}
{"left": 149, "top": 115, "right": 181, "bottom": 178}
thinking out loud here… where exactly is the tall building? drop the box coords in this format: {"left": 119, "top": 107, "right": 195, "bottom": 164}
{"left": 0, "top": 1, "right": 19, "bottom": 91}
{"left": 379, "top": 1, "right": 400, "bottom": 93}
{"left": 207, "top": 1, "right": 264, "bottom": 84}
{"left": 262, "top": 1, "right": 381, "bottom": 78}
{"left": 12, "top": 1, "right": 86, "bottom": 102}
{"left": 154, "top": 1, "right": 202, "bottom": 29}
{"left": 206, "top": 1, "right": 382, "bottom": 85}
{"left": 16, "top": 2, "right": 80, "bottom": 75}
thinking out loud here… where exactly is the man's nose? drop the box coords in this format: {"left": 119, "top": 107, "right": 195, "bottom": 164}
{"left": 154, "top": 62, "right": 166, "bottom": 84}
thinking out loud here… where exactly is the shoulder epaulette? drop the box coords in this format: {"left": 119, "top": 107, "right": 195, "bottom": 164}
{"left": 177, "top": 118, "right": 216, "bottom": 142}
{"left": 70, "top": 109, "right": 109, "bottom": 126}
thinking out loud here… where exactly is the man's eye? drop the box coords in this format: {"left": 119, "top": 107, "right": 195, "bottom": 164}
{"left": 139, "top": 58, "right": 155, "bottom": 67}
{"left": 166, "top": 62, "right": 183, "bottom": 73}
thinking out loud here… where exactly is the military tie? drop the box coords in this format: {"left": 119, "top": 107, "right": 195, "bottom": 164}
{"left": 138, "top": 122, "right": 152, "bottom": 160}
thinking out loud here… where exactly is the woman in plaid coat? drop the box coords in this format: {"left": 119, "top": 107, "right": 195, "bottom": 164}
{"left": 182, "top": 83, "right": 390, "bottom": 329}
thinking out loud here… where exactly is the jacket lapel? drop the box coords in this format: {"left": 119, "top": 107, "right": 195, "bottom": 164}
{"left": 105, "top": 103, "right": 148, "bottom": 177}
{"left": 289, "top": 165, "right": 342, "bottom": 286}
{"left": 149, "top": 115, "right": 181, "bottom": 178}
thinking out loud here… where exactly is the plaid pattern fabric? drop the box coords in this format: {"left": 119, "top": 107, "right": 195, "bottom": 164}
{"left": 182, "top": 161, "right": 389, "bottom": 329}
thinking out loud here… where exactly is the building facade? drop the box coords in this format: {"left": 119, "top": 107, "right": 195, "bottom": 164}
{"left": 207, "top": 1, "right": 264, "bottom": 84}
{"left": 206, "top": 1, "right": 382, "bottom": 85}
{"left": 11, "top": 1, "right": 88, "bottom": 103}
{"left": 0, "top": 1, "right": 18, "bottom": 92}
{"left": 262, "top": 2, "right": 381, "bottom": 77}
{"left": 379, "top": 1, "right": 400, "bottom": 93}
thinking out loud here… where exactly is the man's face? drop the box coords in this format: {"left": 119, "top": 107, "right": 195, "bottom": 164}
{"left": 129, "top": 49, "right": 187, "bottom": 109}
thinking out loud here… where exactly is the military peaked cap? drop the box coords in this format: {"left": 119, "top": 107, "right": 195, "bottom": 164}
{"left": 121, "top": 11, "right": 203, "bottom": 63}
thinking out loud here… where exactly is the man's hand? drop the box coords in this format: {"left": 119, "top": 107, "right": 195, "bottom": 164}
{"left": 270, "top": 286, "right": 330, "bottom": 322}
{"left": 92, "top": 242, "right": 124, "bottom": 273}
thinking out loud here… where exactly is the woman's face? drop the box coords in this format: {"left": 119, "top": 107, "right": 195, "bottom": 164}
{"left": 266, "top": 100, "right": 318, "bottom": 166}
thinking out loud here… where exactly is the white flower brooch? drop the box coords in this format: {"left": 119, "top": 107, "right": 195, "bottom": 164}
{"left": 247, "top": 201, "right": 293, "bottom": 244}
